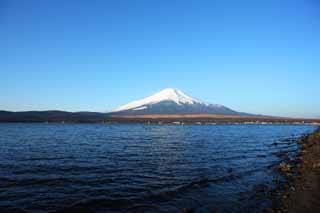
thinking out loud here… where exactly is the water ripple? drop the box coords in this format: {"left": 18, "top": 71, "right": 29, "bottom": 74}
{"left": 0, "top": 123, "right": 316, "bottom": 212}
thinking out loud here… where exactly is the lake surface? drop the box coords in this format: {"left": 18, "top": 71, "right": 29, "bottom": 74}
{"left": 0, "top": 123, "right": 316, "bottom": 212}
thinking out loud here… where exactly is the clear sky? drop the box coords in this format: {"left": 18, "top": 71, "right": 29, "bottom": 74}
{"left": 1, "top": 0, "right": 320, "bottom": 118}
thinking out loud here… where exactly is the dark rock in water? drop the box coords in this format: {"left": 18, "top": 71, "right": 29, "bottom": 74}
{"left": 228, "top": 168, "right": 234, "bottom": 173}
{"left": 289, "top": 158, "right": 303, "bottom": 165}
{"left": 182, "top": 208, "right": 195, "bottom": 213}
{"left": 273, "top": 151, "right": 289, "bottom": 160}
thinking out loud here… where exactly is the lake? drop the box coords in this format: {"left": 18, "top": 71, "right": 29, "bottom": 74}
{"left": 0, "top": 123, "right": 316, "bottom": 212}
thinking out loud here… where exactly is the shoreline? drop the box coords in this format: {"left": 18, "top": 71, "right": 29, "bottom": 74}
{"left": 1, "top": 120, "right": 320, "bottom": 126}
{"left": 272, "top": 127, "right": 320, "bottom": 212}
{"left": 1, "top": 111, "right": 320, "bottom": 125}
{"left": 1, "top": 121, "right": 320, "bottom": 127}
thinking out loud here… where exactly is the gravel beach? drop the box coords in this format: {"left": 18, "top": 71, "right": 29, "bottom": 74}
{"left": 275, "top": 127, "right": 320, "bottom": 213}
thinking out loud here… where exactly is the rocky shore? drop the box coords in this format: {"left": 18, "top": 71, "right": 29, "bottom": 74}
{"left": 272, "top": 127, "right": 320, "bottom": 212}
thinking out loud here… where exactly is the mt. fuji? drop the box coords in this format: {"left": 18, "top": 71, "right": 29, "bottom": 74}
{"left": 111, "top": 88, "right": 246, "bottom": 115}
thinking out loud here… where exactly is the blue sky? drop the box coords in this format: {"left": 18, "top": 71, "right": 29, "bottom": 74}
{"left": 1, "top": 0, "right": 320, "bottom": 118}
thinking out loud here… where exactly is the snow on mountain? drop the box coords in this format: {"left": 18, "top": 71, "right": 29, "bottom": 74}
{"left": 113, "top": 88, "right": 208, "bottom": 112}
{"left": 111, "top": 88, "right": 240, "bottom": 115}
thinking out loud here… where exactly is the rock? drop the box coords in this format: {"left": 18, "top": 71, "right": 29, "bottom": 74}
{"left": 289, "top": 158, "right": 303, "bottom": 165}
{"left": 182, "top": 208, "right": 195, "bottom": 213}
{"left": 279, "top": 163, "right": 291, "bottom": 172}
{"left": 312, "top": 163, "right": 320, "bottom": 169}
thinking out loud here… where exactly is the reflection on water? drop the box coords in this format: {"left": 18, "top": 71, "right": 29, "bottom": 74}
{"left": 0, "top": 123, "right": 316, "bottom": 212}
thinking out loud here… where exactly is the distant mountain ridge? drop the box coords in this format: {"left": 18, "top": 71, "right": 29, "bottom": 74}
{"left": 0, "top": 88, "right": 281, "bottom": 123}
{"left": 0, "top": 110, "right": 107, "bottom": 123}
{"left": 111, "top": 88, "right": 249, "bottom": 116}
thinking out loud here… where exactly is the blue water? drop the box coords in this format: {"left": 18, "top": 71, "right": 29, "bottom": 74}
{"left": 0, "top": 123, "right": 316, "bottom": 212}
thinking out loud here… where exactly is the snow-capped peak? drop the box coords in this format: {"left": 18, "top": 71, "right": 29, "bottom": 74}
{"left": 112, "top": 88, "right": 208, "bottom": 112}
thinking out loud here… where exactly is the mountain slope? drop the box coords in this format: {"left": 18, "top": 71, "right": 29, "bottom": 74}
{"left": 111, "top": 88, "right": 244, "bottom": 115}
